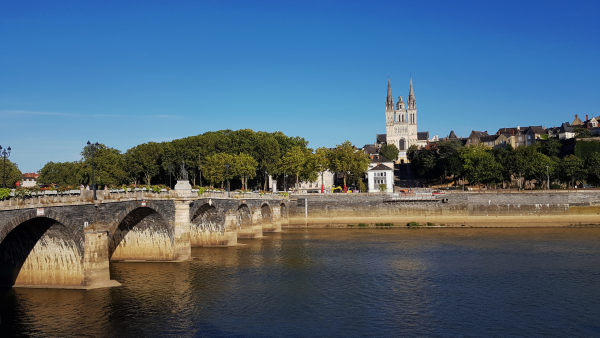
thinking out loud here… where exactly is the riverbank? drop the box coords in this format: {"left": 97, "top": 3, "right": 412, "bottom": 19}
{"left": 286, "top": 191, "right": 600, "bottom": 227}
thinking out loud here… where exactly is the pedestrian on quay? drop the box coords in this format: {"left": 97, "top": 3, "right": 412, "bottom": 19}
{"left": 86, "top": 185, "right": 90, "bottom": 191}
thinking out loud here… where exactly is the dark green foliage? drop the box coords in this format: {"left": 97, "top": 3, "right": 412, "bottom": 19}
{"left": 375, "top": 223, "right": 394, "bottom": 226}
{"left": 358, "top": 223, "right": 368, "bottom": 227}
{"left": 347, "top": 224, "right": 355, "bottom": 227}
{"left": 426, "top": 222, "right": 435, "bottom": 226}
{"left": 380, "top": 144, "right": 399, "bottom": 161}
{"left": 406, "top": 221, "right": 419, "bottom": 227}
{"left": 0, "top": 159, "right": 23, "bottom": 188}
{"left": 550, "top": 183, "right": 562, "bottom": 189}
{"left": 574, "top": 140, "right": 600, "bottom": 161}
{"left": 574, "top": 128, "right": 591, "bottom": 138}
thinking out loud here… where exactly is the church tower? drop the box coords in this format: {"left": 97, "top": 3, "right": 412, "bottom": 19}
{"left": 384, "top": 77, "right": 418, "bottom": 163}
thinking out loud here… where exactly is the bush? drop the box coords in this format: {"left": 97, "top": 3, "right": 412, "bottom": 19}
{"left": 376, "top": 223, "right": 394, "bottom": 226}
{"left": 347, "top": 224, "right": 356, "bottom": 227}
{"left": 426, "top": 222, "right": 435, "bottom": 226}
{"left": 379, "top": 184, "right": 387, "bottom": 192}
{"left": 0, "top": 188, "right": 10, "bottom": 200}
{"left": 358, "top": 223, "right": 368, "bottom": 227}
{"left": 550, "top": 184, "right": 562, "bottom": 189}
{"left": 407, "top": 221, "right": 419, "bottom": 227}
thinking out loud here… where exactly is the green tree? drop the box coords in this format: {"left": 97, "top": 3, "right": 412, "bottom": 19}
{"left": 411, "top": 150, "right": 438, "bottom": 182}
{"left": 281, "top": 146, "right": 306, "bottom": 191}
{"left": 232, "top": 153, "right": 257, "bottom": 190}
{"left": 314, "top": 147, "right": 330, "bottom": 190}
{"left": 0, "top": 159, "right": 23, "bottom": 188}
{"left": 203, "top": 153, "right": 234, "bottom": 188}
{"left": 380, "top": 144, "right": 399, "bottom": 161}
{"left": 81, "top": 144, "right": 127, "bottom": 187}
{"left": 460, "top": 145, "right": 502, "bottom": 188}
{"left": 586, "top": 152, "right": 600, "bottom": 186}
{"left": 559, "top": 155, "right": 585, "bottom": 187}
{"left": 574, "top": 128, "right": 591, "bottom": 138}
{"left": 437, "top": 140, "right": 463, "bottom": 184}
{"left": 124, "top": 142, "right": 161, "bottom": 185}
{"left": 327, "top": 141, "right": 370, "bottom": 191}
{"left": 37, "top": 161, "right": 83, "bottom": 186}
{"left": 541, "top": 138, "right": 562, "bottom": 157}
{"left": 407, "top": 144, "right": 419, "bottom": 162}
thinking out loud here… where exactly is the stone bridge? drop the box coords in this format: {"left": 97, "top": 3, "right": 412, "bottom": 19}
{"left": 0, "top": 196, "right": 288, "bottom": 289}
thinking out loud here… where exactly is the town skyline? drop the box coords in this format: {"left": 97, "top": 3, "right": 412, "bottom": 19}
{"left": 2, "top": 0, "right": 599, "bottom": 172}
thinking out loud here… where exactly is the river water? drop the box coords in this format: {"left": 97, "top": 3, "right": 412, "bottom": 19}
{"left": 2, "top": 228, "right": 600, "bottom": 337}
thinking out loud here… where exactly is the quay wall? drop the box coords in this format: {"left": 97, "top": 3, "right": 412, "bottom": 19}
{"left": 287, "top": 191, "right": 600, "bottom": 227}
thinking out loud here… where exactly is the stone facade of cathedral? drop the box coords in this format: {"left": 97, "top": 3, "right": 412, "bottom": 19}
{"left": 384, "top": 78, "right": 418, "bottom": 163}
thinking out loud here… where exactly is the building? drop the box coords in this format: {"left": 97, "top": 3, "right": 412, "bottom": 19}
{"left": 383, "top": 78, "right": 419, "bottom": 163}
{"left": 22, "top": 173, "right": 40, "bottom": 188}
{"left": 367, "top": 164, "right": 394, "bottom": 193}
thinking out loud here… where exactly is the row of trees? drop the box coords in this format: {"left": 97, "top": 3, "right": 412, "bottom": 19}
{"left": 36, "top": 130, "right": 372, "bottom": 191}
{"left": 409, "top": 138, "right": 600, "bottom": 188}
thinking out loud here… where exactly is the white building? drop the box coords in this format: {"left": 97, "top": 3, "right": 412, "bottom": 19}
{"left": 368, "top": 164, "right": 394, "bottom": 193}
{"left": 385, "top": 78, "right": 418, "bottom": 163}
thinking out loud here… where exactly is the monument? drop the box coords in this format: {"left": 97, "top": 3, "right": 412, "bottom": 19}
{"left": 174, "top": 162, "right": 192, "bottom": 196}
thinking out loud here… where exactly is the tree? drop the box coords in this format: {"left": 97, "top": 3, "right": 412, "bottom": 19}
{"left": 327, "top": 141, "right": 370, "bottom": 192}
{"left": 460, "top": 145, "right": 502, "bottom": 188}
{"left": 38, "top": 161, "right": 83, "bottom": 186}
{"left": 574, "top": 128, "right": 591, "bottom": 139}
{"left": 281, "top": 146, "right": 306, "bottom": 191}
{"left": 407, "top": 144, "right": 419, "bottom": 161}
{"left": 314, "top": 147, "right": 330, "bottom": 191}
{"left": 124, "top": 142, "right": 161, "bottom": 185}
{"left": 81, "top": 144, "right": 127, "bottom": 187}
{"left": 0, "top": 159, "right": 23, "bottom": 188}
{"left": 541, "top": 138, "right": 561, "bottom": 157}
{"left": 559, "top": 155, "right": 585, "bottom": 187}
{"left": 437, "top": 140, "right": 463, "bottom": 184}
{"left": 232, "top": 153, "right": 257, "bottom": 190}
{"left": 586, "top": 152, "right": 600, "bottom": 186}
{"left": 380, "top": 144, "right": 399, "bottom": 161}
{"left": 411, "top": 150, "right": 438, "bottom": 182}
{"left": 203, "top": 153, "right": 234, "bottom": 188}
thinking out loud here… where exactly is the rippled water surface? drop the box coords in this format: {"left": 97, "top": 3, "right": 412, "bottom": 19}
{"left": 2, "top": 228, "right": 600, "bottom": 337}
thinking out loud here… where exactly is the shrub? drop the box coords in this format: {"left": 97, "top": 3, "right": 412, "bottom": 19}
{"left": 347, "top": 224, "right": 356, "bottom": 227}
{"left": 0, "top": 188, "right": 10, "bottom": 200}
{"left": 198, "top": 187, "right": 206, "bottom": 195}
{"left": 379, "top": 184, "right": 387, "bottom": 192}
{"left": 427, "top": 222, "right": 435, "bottom": 226}
{"left": 550, "top": 183, "right": 562, "bottom": 189}
{"left": 407, "top": 222, "right": 419, "bottom": 227}
{"left": 376, "top": 223, "right": 394, "bottom": 226}
{"left": 358, "top": 223, "right": 368, "bottom": 227}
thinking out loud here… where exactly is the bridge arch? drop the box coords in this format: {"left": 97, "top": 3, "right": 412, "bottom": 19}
{"left": 0, "top": 210, "right": 83, "bottom": 287}
{"left": 280, "top": 202, "right": 287, "bottom": 219}
{"left": 261, "top": 202, "right": 273, "bottom": 223}
{"left": 237, "top": 204, "right": 252, "bottom": 229}
{"left": 109, "top": 206, "right": 174, "bottom": 261}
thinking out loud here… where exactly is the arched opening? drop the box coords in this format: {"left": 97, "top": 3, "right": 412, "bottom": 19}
{"left": 109, "top": 207, "right": 173, "bottom": 261}
{"left": 261, "top": 203, "right": 272, "bottom": 224}
{"left": 0, "top": 217, "right": 82, "bottom": 287}
{"left": 237, "top": 204, "right": 252, "bottom": 229}
{"left": 399, "top": 139, "right": 406, "bottom": 151}
{"left": 190, "top": 204, "right": 227, "bottom": 246}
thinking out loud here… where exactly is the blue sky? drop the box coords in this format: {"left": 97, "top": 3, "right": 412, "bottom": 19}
{"left": 1, "top": 0, "right": 599, "bottom": 172}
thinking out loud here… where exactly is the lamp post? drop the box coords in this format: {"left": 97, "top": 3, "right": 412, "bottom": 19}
{"left": 168, "top": 164, "right": 174, "bottom": 189}
{"left": 1, "top": 145, "right": 11, "bottom": 188}
{"left": 87, "top": 141, "right": 98, "bottom": 200}
{"left": 225, "top": 163, "right": 230, "bottom": 197}
{"left": 546, "top": 165, "right": 550, "bottom": 190}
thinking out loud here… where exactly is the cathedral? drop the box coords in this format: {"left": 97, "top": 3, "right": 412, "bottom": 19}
{"left": 384, "top": 77, "right": 419, "bottom": 163}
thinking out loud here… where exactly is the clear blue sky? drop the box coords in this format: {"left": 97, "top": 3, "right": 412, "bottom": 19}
{"left": 1, "top": 0, "right": 599, "bottom": 172}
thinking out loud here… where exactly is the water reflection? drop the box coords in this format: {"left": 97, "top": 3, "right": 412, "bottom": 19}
{"left": 1, "top": 228, "right": 600, "bottom": 337}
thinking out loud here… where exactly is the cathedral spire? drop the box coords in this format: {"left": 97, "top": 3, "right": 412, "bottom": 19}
{"left": 385, "top": 78, "right": 394, "bottom": 111}
{"left": 407, "top": 77, "right": 416, "bottom": 109}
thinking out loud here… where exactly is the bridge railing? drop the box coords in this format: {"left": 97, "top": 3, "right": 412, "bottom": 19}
{"left": 0, "top": 189, "right": 286, "bottom": 208}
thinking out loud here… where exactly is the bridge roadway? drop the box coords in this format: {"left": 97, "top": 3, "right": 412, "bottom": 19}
{"left": 0, "top": 193, "right": 288, "bottom": 289}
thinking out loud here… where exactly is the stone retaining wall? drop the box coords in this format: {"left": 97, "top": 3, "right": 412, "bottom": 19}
{"left": 287, "top": 191, "right": 600, "bottom": 226}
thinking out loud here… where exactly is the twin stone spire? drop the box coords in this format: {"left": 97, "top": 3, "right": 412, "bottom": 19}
{"left": 386, "top": 77, "right": 416, "bottom": 111}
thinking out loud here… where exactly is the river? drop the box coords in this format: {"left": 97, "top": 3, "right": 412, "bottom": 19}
{"left": 2, "top": 228, "right": 600, "bottom": 337}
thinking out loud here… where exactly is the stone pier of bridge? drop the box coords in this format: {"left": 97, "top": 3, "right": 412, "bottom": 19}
{"left": 0, "top": 195, "right": 288, "bottom": 289}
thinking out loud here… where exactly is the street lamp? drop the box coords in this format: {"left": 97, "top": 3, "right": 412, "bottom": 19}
{"left": 1, "top": 145, "right": 11, "bottom": 188}
{"left": 546, "top": 165, "right": 550, "bottom": 190}
{"left": 198, "top": 165, "right": 202, "bottom": 188}
{"left": 225, "top": 163, "right": 230, "bottom": 197}
{"left": 168, "top": 164, "right": 174, "bottom": 189}
{"left": 87, "top": 141, "right": 98, "bottom": 200}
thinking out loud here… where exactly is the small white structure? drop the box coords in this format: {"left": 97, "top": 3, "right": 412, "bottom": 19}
{"left": 368, "top": 164, "right": 394, "bottom": 193}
